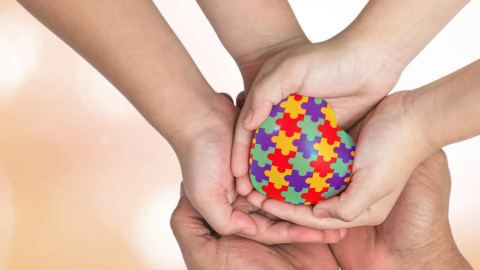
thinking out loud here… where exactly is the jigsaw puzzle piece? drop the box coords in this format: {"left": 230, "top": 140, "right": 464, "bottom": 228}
{"left": 289, "top": 151, "right": 317, "bottom": 176}
{"left": 337, "top": 129, "right": 356, "bottom": 149}
{"left": 265, "top": 165, "right": 291, "bottom": 189}
{"left": 279, "top": 94, "right": 308, "bottom": 119}
{"left": 305, "top": 172, "right": 332, "bottom": 192}
{"left": 310, "top": 156, "right": 336, "bottom": 177}
{"left": 297, "top": 115, "right": 324, "bottom": 141}
{"left": 261, "top": 111, "right": 283, "bottom": 134}
{"left": 252, "top": 178, "right": 269, "bottom": 195}
{"left": 314, "top": 137, "right": 340, "bottom": 162}
{"left": 321, "top": 185, "right": 347, "bottom": 200}
{"left": 268, "top": 148, "right": 296, "bottom": 173}
{"left": 320, "top": 104, "right": 338, "bottom": 128}
{"left": 271, "top": 130, "right": 300, "bottom": 155}
{"left": 301, "top": 187, "right": 329, "bottom": 205}
{"left": 254, "top": 127, "right": 279, "bottom": 151}
{"left": 301, "top": 97, "right": 327, "bottom": 122}
{"left": 329, "top": 158, "right": 352, "bottom": 177}
{"left": 250, "top": 159, "right": 271, "bottom": 183}
{"left": 262, "top": 182, "right": 288, "bottom": 202}
{"left": 333, "top": 142, "right": 355, "bottom": 164}
{"left": 326, "top": 173, "right": 350, "bottom": 190}
{"left": 285, "top": 170, "right": 312, "bottom": 192}
{"left": 317, "top": 120, "right": 341, "bottom": 145}
{"left": 276, "top": 113, "right": 304, "bottom": 137}
{"left": 251, "top": 143, "right": 275, "bottom": 167}
{"left": 282, "top": 186, "right": 308, "bottom": 205}
{"left": 292, "top": 133, "right": 320, "bottom": 159}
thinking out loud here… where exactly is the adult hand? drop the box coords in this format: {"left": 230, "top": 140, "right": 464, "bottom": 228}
{"left": 171, "top": 185, "right": 340, "bottom": 270}
{"left": 331, "top": 150, "right": 472, "bottom": 269}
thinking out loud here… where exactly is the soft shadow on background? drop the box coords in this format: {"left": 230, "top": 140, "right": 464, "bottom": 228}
{"left": 0, "top": 0, "right": 479, "bottom": 269}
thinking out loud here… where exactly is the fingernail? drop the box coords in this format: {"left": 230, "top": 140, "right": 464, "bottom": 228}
{"left": 314, "top": 208, "right": 330, "bottom": 218}
{"left": 243, "top": 110, "right": 253, "bottom": 127}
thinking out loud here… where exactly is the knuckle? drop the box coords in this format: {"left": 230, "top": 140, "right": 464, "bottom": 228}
{"left": 336, "top": 210, "right": 356, "bottom": 222}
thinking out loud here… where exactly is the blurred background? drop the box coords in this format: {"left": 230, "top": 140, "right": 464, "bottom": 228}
{"left": 0, "top": 0, "right": 479, "bottom": 269}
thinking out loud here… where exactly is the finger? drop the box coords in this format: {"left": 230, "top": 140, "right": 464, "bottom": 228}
{"left": 236, "top": 91, "right": 246, "bottom": 109}
{"left": 170, "top": 194, "right": 212, "bottom": 252}
{"left": 241, "top": 65, "right": 299, "bottom": 131}
{"left": 313, "top": 169, "right": 384, "bottom": 223}
{"left": 219, "top": 92, "right": 234, "bottom": 104}
{"left": 192, "top": 191, "right": 259, "bottom": 236}
{"left": 236, "top": 174, "right": 254, "bottom": 196}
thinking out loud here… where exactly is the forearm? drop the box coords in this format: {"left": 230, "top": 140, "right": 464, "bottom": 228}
{"left": 340, "top": 0, "right": 469, "bottom": 69}
{"left": 412, "top": 59, "right": 480, "bottom": 151}
{"left": 18, "top": 0, "right": 217, "bottom": 148}
{"left": 195, "top": 0, "right": 307, "bottom": 88}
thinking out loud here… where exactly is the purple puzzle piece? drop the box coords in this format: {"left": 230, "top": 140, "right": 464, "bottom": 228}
{"left": 293, "top": 133, "right": 320, "bottom": 159}
{"left": 301, "top": 97, "right": 327, "bottom": 122}
{"left": 326, "top": 173, "right": 349, "bottom": 190}
{"left": 270, "top": 96, "right": 288, "bottom": 117}
{"left": 334, "top": 143, "right": 355, "bottom": 163}
{"left": 250, "top": 159, "right": 271, "bottom": 183}
{"left": 285, "top": 170, "right": 313, "bottom": 192}
{"left": 255, "top": 128, "right": 279, "bottom": 151}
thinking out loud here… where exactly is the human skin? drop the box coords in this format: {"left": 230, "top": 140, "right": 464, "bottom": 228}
{"left": 330, "top": 151, "right": 472, "bottom": 269}
{"left": 16, "top": 0, "right": 347, "bottom": 243}
{"left": 247, "top": 60, "right": 480, "bottom": 231}
{"left": 230, "top": 0, "right": 470, "bottom": 229}
{"left": 171, "top": 186, "right": 339, "bottom": 270}
{"left": 172, "top": 150, "right": 472, "bottom": 269}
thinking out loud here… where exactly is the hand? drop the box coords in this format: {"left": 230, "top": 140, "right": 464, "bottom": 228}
{"left": 232, "top": 35, "right": 405, "bottom": 196}
{"left": 177, "top": 93, "right": 346, "bottom": 243}
{"left": 247, "top": 91, "right": 435, "bottom": 229}
{"left": 331, "top": 150, "right": 472, "bottom": 269}
{"left": 171, "top": 186, "right": 340, "bottom": 270}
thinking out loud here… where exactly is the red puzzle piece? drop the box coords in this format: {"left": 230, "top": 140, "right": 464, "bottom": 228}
{"left": 317, "top": 120, "right": 341, "bottom": 145}
{"left": 310, "top": 156, "right": 336, "bottom": 177}
{"left": 267, "top": 148, "right": 296, "bottom": 173}
{"left": 262, "top": 182, "right": 288, "bottom": 201}
{"left": 276, "top": 113, "right": 304, "bottom": 137}
{"left": 301, "top": 187, "right": 329, "bottom": 204}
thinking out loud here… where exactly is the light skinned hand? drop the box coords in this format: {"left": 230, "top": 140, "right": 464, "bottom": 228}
{"left": 171, "top": 185, "right": 340, "bottom": 270}
{"left": 331, "top": 150, "right": 472, "bottom": 269}
{"left": 178, "top": 92, "right": 346, "bottom": 243}
{"left": 247, "top": 91, "right": 434, "bottom": 229}
{"left": 232, "top": 36, "right": 404, "bottom": 196}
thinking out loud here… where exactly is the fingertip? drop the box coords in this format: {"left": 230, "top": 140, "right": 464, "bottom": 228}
{"left": 323, "top": 229, "right": 341, "bottom": 244}
{"left": 236, "top": 175, "right": 253, "bottom": 196}
{"left": 243, "top": 110, "right": 253, "bottom": 128}
{"left": 339, "top": 228, "right": 347, "bottom": 239}
{"left": 247, "top": 191, "right": 267, "bottom": 209}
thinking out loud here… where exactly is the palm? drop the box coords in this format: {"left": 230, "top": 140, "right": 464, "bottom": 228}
{"left": 172, "top": 194, "right": 339, "bottom": 270}
{"left": 330, "top": 150, "right": 452, "bottom": 269}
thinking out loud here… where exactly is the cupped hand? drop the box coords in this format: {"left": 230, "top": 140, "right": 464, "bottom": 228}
{"left": 331, "top": 150, "right": 472, "bottom": 269}
{"left": 176, "top": 93, "right": 345, "bottom": 243}
{"left": 171, "top": 186, "right": 340, "bottom": 270}
{"left": 247, "top": 91, "right": 436, "bottom": 229}
{"left": 232, "top": 35, "right": 405, "bottom": 196}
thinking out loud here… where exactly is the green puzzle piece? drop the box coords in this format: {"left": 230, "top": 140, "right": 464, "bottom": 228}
{"left": 321, "top": 185, "right": 347, "bottom": 200}
{"left": 289, "top": 151, "right": 317, "bottom": 176}
{"left": 337, "top": 130, "right": 356, "bottom": 149}
{"left": 261, "top": 111, "right": 283, "bottom": 134}
{"left": 251, "top": 144, "right": 274, "bottom": 167}
{"left": 330, "top": 159, "right": 353, "bottom": 177}
{"left": 252, "top": 179, "right": 268, "bottom": 195}
{"left": 297, "top": 115, "right": 324, "bottom": 141}
{"left": 282, "top": 186, "right": 308, "bottom": 204}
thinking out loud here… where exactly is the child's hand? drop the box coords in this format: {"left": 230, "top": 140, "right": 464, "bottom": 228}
{"left": 232, "top": 36, "right": 405, "bottom": 195}
{"left": 176, "top": 93, "right": 346, "bottom": 243}
{"left": 247, "top": 91, "right": 435, "bottom": 229}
